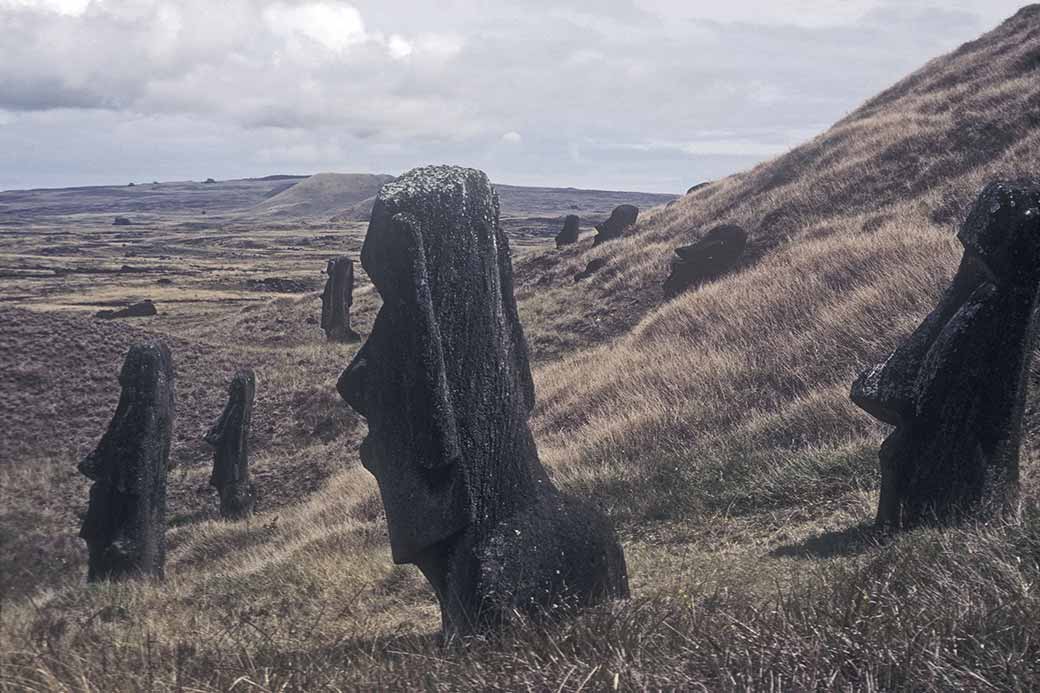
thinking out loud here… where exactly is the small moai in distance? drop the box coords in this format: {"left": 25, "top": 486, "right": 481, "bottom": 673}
{"left": 338, "top": 165, "right": 629, "bottom": 637}
{"left": 320, "top": 257, "right": 360, "bottom": 342}
{"left": 663, "top": 224, "right": 748, "bottom": 298}
{"left": 592, "top": 204, "right": 639, "bottom": 246}
{"left": 851, "top": 181, "right": 1040, "bottom": 530}
{"left": 205, "top": 368, "right": 256, "bottom": 520}
{"left": 555, "top": 215, "right": 580, "bottom": 248}
{"left": 79, "top": 341, "right": 175, "bottom": 582}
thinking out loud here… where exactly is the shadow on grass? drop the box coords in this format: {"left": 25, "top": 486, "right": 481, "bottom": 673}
{"left": 770, "top": 522, "right": 883, "bottom": 559}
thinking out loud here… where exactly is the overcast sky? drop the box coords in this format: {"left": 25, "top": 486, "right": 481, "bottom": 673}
{"left": 0, "top": 0, "right": 1027, "bottom": 192}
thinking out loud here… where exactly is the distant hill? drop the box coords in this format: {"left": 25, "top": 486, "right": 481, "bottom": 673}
{"left": 251, "top": 173, "right": 395, "bottom": 218}
{"left": 329, "top": 182, "right": 678, "bottom": 238}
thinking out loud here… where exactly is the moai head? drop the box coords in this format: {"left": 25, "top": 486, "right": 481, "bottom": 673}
{"left": 321, "top": 257, "right": 359, "bottom": 342}
{"left": 337, "top": 165, "right": 542, "bottom": 565}
{"left": 593, "top": 204, "right": 638, "bottom": 245}
{"left": 205, "top": 368, "right": 256, "bottom": 519}
{"left": 852, "top": 181, "right": 1040, "bottom": 528}
{"left": 79, "top": 341, "right": 175, "bottom": 581}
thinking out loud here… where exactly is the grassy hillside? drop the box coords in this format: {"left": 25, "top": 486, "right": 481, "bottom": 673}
{"left": 250, "top": 173, "right": 394, "bottom": 218}
{"left": 3, "top": 6, "right": 1040, "bottom": 691}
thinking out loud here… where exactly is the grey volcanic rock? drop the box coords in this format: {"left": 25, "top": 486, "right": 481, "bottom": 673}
{"left": 592, "top": 204, "right": 638, "bottom": 246}
{"left": 96, "top": 300, "right": 157, "bottom": 320}
{"left": 205, "top": 369, "right": 256, "bottom": 520}
{"left": 851, "top": 181, "right": 1040, "bottom": 530}
{"left": 337, "top": 165, "right": 628, "bottom": 635}
{"left": 555, "top": 215, "right": 580, "bottom": 248}
{"left": 574, "top": 258, "right": 608, "bottom": 281}
{"left": 320, "top": 257, "right": 360, "bottom": 342}
{"left": 79, "top": 341, "right": 175, "bottom": 582}
{"left": 663, "top": 224, "right": 748, "bottom": 298}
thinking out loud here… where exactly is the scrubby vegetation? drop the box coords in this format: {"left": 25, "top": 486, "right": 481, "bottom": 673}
{"left": 3, "top": 6, "right": 1040, "bottom": 691}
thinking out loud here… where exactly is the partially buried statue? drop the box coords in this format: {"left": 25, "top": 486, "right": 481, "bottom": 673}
{"left": 205, "top": 368, "right": 256, "bottom": 520}
{"left": 79, "top": 341, "right": 175, "bottom": 582}
{"left": 321, "top": 257, "right": 360, "bottom": 342}
{"left": 338, "top": 165, "right": 629, "bottom": 635}
{"left": 852, "top": 181, "right": 1040, "bottom": 530}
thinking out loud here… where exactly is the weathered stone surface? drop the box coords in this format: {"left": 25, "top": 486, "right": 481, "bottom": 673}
{"left": 574, "top": 258, "right": 608, "bottom": 282}
{"left": 663, "top": 224, "right": 748, "bottom": 297}
{"left": 555, "top": 215, "right": 580, "bottom": 248}
{"left": 205, "top": 369, "right": 256, "bottom": 520}
{"left": 592, "top": 204, "right": 638, "bottom": 246}
{"left": 79, "top": 341, "right": 175, "bottom": 582}
{"left": 338, "top": 165, "right": 628, "bottom": 635}
{"left": 95, "top": 300, "right": 157, "bottom": 320}
{"left": 851, "top": 181, "right": 1040, "bottom": 530}
{"left": 320, "top": 257, "right": 360, "bottom": 342}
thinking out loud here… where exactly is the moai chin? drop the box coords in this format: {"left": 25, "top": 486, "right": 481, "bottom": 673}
{"left": 321, "top": 257, "right": 360, "bottom": 342}
{"left": 205, "top": 368, "right": 256, "bottom": 520}
{"left": 79, "top": 341, "right": 175, "bottom": 582}
{"left": 852, "top": 181, "right": 1040, "bottom": 530}
{"left": 337, "top": 165, "right": 629, "bottom": 636}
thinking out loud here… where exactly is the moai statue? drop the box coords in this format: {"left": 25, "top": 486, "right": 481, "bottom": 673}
{"left": 79, "top": 341, "right": 175, "bottom": 582}
{"left": 852, "top": 181, "right": 1040, "bottom": 530}
{"left": 205, "top": 369, "right": 256, "bottom": 520}
{"left": 663, "top": 224, "right": 748, "bottom": 298}
{"left": 592, "top": 204, "right": 638, "bottom": 246}
{"left": 555, "top": 215, "right": 580, "bottom": 248}
{"left": 320, "top": 257, "right": 360, "bottom": 342}
{"left": 338, "top": 165, "right": 629, "bottom": 636}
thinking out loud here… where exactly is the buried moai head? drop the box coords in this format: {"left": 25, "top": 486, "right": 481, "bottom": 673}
{"left": 337, "top": 165, "right": 539, "bottom": 562}
{"left": 592, "top": 204, "right": 638, "bottom": 246}
{"left": 555, "top": 215, "right": 580, "bottom": 248}
{"left": 663, "top": 224, "right": 748, "bottom": 298}
{"left": 321, "top": 257, "right": 360, "bottom": 342}
{"left": 79, "top": 341, "right": 175, "bottom": 582}
{"left": 338, "top": 165, "right": 628, "bottom": 634}
{"left": 852, "top": 181, "right": 1040, "bottom": 530}
{"left": 205, "top": 368, "right": 256, "bottom": 520}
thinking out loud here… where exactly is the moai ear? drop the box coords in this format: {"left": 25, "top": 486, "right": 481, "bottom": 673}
{"left": 385, "top": 212, "right": 463, "bottom": 469}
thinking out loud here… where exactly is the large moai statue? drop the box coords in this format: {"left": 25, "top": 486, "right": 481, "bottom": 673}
{"left": 337, "top": 165, "right": 629, "bottom": 636}
{"left": 320, "top": 257, "right": 360, "bottom": 342}
{"left": 555, "top": 215, "right": 580, "bottom": 248}
{"left": 592, "top": 204, "right": 638, "bottom": 246}
{"left": 851, "top": 181, "right": 1040, "bottom": 530}
{"left": 79, "top": 341, "right": 175, "bottom": 582}
{"left": 205, "top": 368, "right": 256, "bottom": 520}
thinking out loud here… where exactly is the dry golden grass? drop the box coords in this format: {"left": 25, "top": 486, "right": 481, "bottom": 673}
{"left": 4, "top": 6, "right": 1040, "bottom": 691}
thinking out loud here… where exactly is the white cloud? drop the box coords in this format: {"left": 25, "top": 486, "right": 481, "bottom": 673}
{"left": 263, "top": 1, "right": 367, "bottom": 55}
{"left": 387, "top": 34, "right": 412, "bottom": 59}
{"left": 1, "top": 0, "right": 89, "bottom": 15}
{"left": 0, "top": 0, "right": 1030, "bottom": 191}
